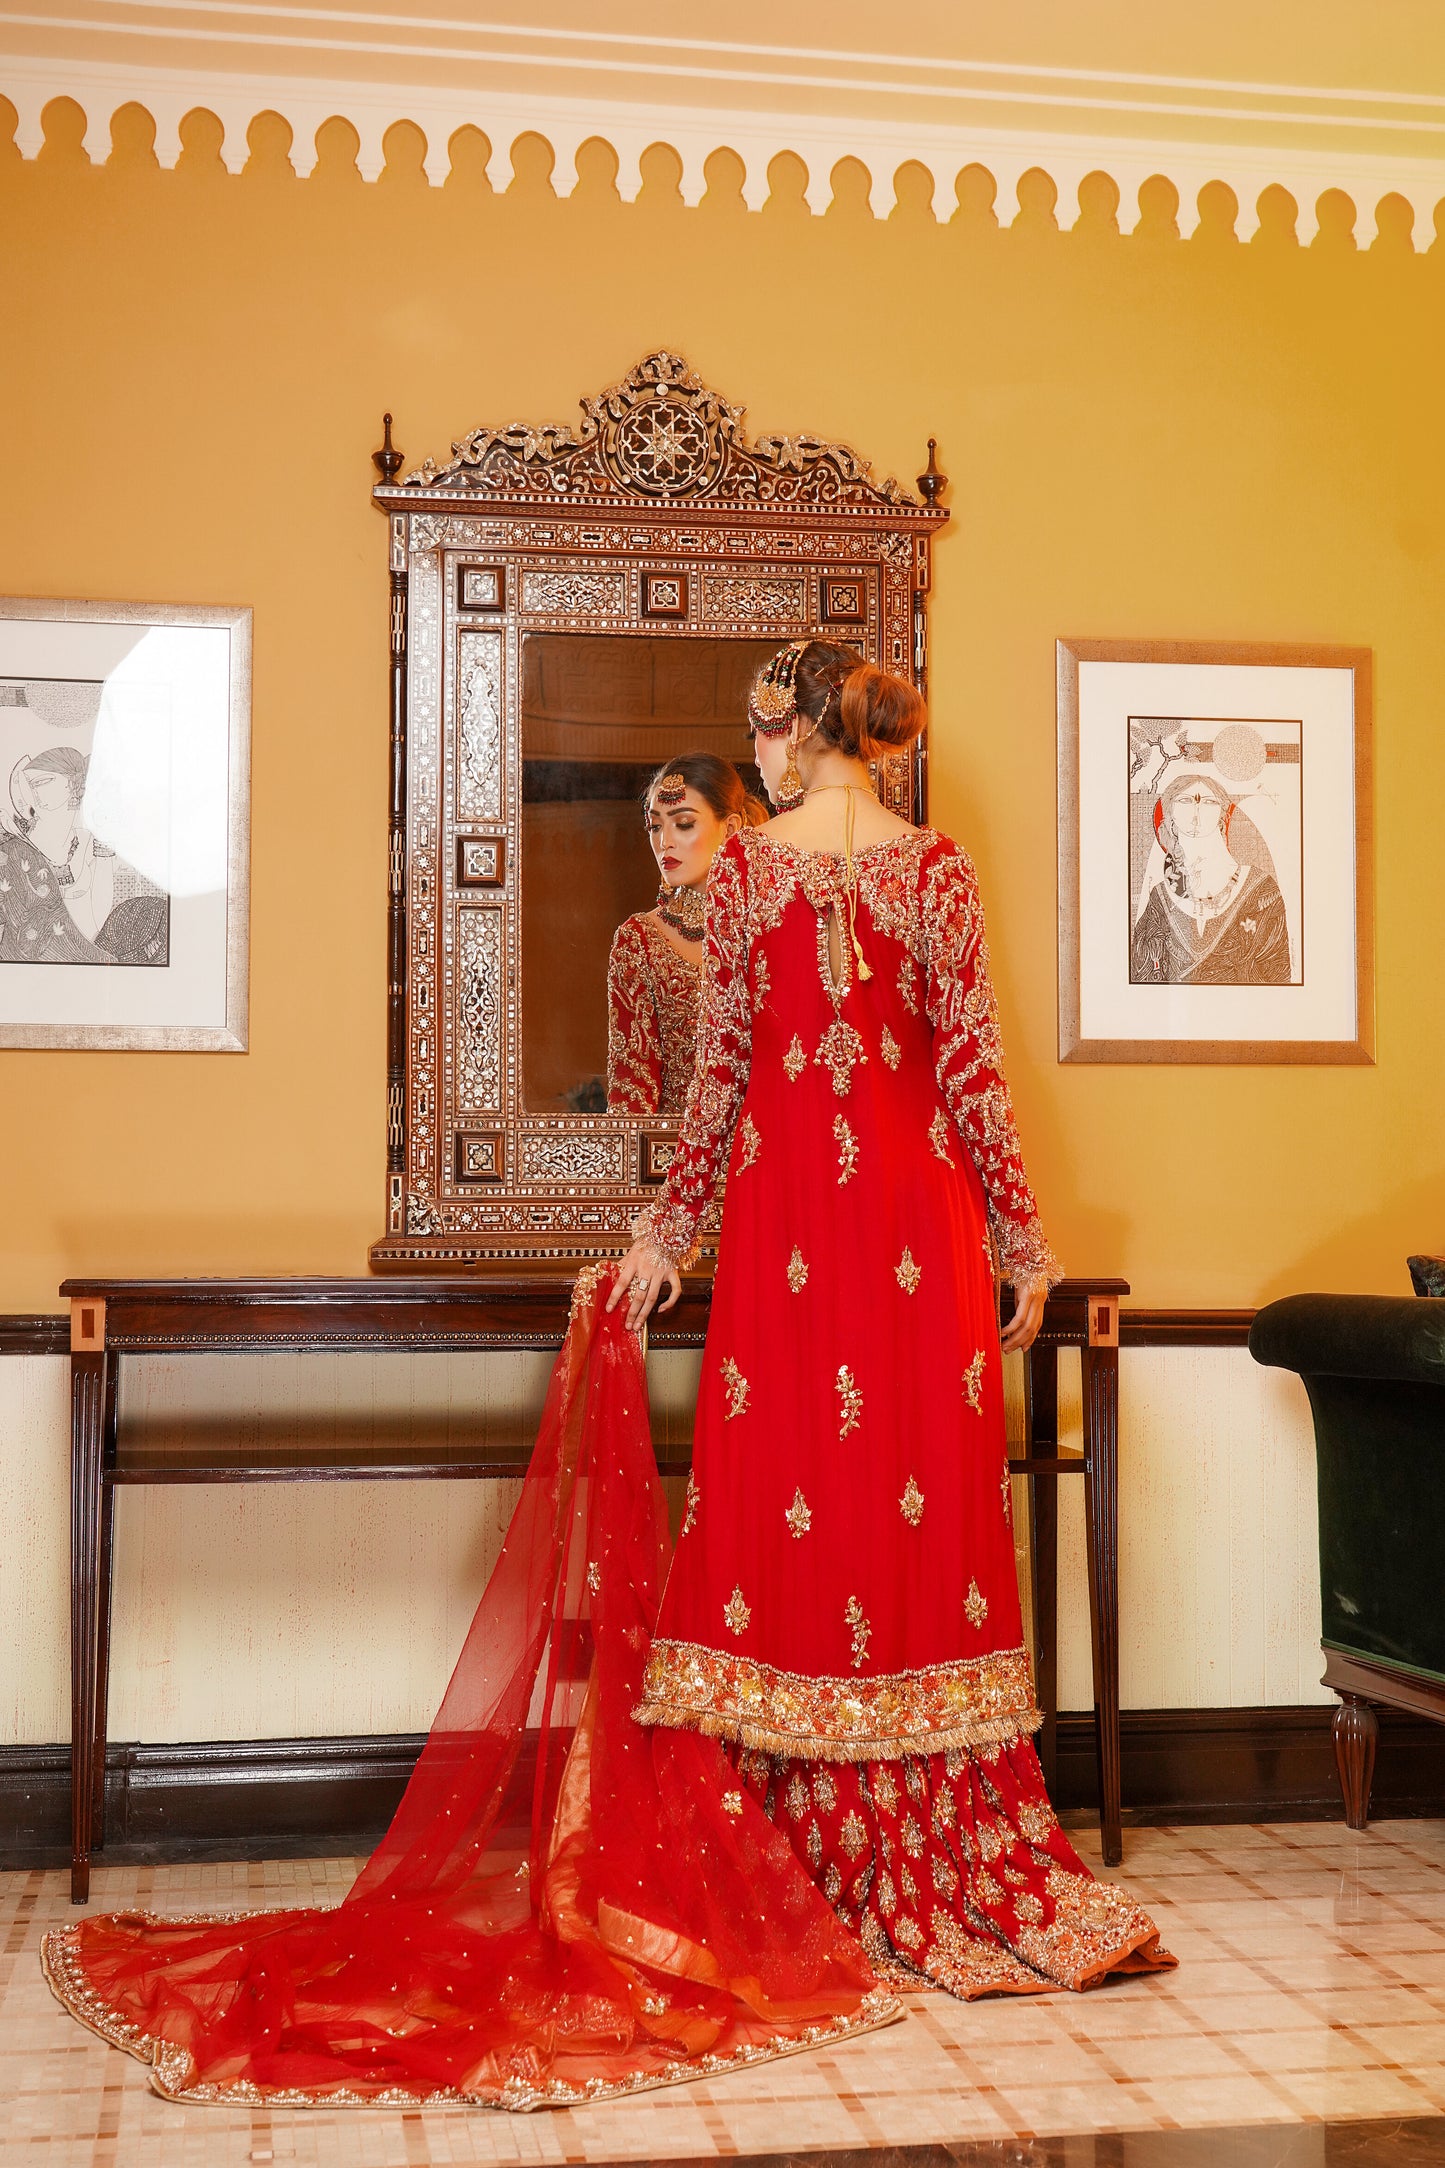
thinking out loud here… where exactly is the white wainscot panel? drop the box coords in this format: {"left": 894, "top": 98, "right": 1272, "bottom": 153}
{"left": 1010, "top": 1346, "right": 1327, "bottom": 1713}
{"left": 0, "top": 1355, "right": 70, "bottom": 1744}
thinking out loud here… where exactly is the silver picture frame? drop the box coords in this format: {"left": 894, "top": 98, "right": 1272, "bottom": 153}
{"left": 0, "top": 597, "right": 251, "bottom": 1051}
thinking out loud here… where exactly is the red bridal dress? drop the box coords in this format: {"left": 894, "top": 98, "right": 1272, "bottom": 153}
{"left": 42, "top": 1271, "right": 895, "bottom": 2108}
{"left": 606, "top": 912, "right": 701, "bottom": 1114}
{"left": 633, "top": 827, "right": 1173, "bottom": 1997}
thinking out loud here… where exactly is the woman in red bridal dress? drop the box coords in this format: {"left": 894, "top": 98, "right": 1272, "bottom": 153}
{"left": 612, "top": 640, "right": 1172, "bottom": 1997}
{"left": 607, "top": 754, "right": 764, "bottom": 1114}
{"left": 42, "top": 651, "right": 1166, "bottom": 2111}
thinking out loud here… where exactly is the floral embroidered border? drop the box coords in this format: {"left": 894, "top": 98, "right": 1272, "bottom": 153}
{"left": 40, "top": 1924, "right": 901, "bottom": 2111}
{"left": 635, "top": 1639, "right": 1041, "bottom": 1762}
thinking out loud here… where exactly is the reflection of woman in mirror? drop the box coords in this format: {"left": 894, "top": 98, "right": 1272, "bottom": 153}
{"left": 606, "top": 753, "right": 765, "bottom": 1114}
{"left": 1130, "top": 770, "right": 1291, "bottom": 986}
{"left": 610, "top": 639, "right": 1171, "bottom": 2000}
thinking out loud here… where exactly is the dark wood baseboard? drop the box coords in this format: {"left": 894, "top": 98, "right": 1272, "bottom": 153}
{"left": 4, "top": 1705, "right": 1442, "bottom": 1869}
{"left": 1054, "top": 1703, "right": 1445, "bottom": 1825}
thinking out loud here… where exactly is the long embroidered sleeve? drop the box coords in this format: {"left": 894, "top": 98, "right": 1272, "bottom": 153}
{"left": 637, "top": 837, "right": 753, "bottom": 1268}
{"left": 921, "top": 843, "right": 1063, "bottom": 1290}
{"left": 606, "top": 919, "right": 663, "bottom": 1115}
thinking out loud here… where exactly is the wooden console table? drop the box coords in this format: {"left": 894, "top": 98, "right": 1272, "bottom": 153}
{"left": 63, "top": 1271, "right": 1127, "bottom": 1902}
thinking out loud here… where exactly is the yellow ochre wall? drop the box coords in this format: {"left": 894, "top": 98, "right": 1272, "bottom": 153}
{"left": 3, "top": 101, "right": 1443, "bottom": 1311}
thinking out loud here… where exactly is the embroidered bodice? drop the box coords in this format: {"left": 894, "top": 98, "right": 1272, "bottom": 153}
{"left": 638, "top": 827, "right": 1061, "bottom": 1288}
{"left": 606, "top": 911, "right": 703, "bottom": 1115}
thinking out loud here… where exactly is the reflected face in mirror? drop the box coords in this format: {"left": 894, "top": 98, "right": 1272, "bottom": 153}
{"left": 646, "top": 783, "right": 741, "bottom": 893}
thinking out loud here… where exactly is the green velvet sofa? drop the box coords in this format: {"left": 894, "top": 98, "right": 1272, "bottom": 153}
{"left": 1249, "top": 1289, "right": 1445, "bottom": 1829}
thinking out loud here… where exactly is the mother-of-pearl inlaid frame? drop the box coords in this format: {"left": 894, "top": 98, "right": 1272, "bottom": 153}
{"left": 369, "top": 352, "right": 948, "bottom": 1267}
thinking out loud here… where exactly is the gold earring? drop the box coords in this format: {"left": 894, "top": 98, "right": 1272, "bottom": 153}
{"left": 775, "top": 735, "right": 806, "bottom": 812}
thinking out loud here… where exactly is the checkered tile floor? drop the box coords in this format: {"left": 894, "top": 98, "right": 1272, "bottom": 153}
{"left": 4, "top": 1821, "right": 1444, "bottom": 2163}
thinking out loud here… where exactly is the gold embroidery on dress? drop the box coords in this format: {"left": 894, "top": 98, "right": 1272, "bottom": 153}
{"left": 724, "top": 1585, "right": 752, "bottom": 1636}
{"left": 823, "top": 1862, "right": 843, "bottom": 1901}
{"left": 963, "top": 1349, "right": 986, "bottom": 1413}
{"left": 721, "top": 1357, "right": 750, "bottom": 1419}
{"left": 901, "top": 1813, "right": 925, "bottom": 1858}
{"left": 895, "top": 1247, "right": 921, "bottom": 1294}
{"left": 722, "top": 1789, "right": 743, "bottom": 1816}
{"left": 880, "top": 1024, "right": 902, "bottom": 1069}
{"left": 813, "top": 1767, "right": 837, "bottom": 1813}
{"left": 877, "top": 1870, "right": 897, "bottom": 1918}
{"left": 783, "top": 1033, "right": 807, "bottom": 1081}
{"left": 606, "top": 914, "right": 702, "bottom": 1116}
{"left": 894, "top": 1913, "right": 923, "bottom": 1950}
{"left": 806, "top": 1821, "right": 824, "bottom": 1869}
{"left": 836, "top": 1365, "right": 862, "bottom": 1438}
{"left": 735, "top": 1114, "right": 760, "bottom": 1173}
{"left": 681, "top": 1470, "right": 700, "bottom": 1536}
{"left": 786, "top": 1245, "right": 809, "bottom": 1293}
{"left": 1018, "top": 1799, "right": 1057, "bottom": 1847}
{"left": 899, "top": 1474, "right": 925, "bottom": 1526}
{"left": 785, "top": 1772, "right": 809, "bottom": 1821}
{"left": 635, "top": 1640, "right": 1041, "bottom": 1761}
{"left": 845, "top": 1594, "right": 872, "bottom": 1668}
{"left": 932, "top": 1785, "right": 956, "bottom": 1832}
{"left": 928, "top": 1107, "right": 955, "bottom": 1166}
{"left": 873, "top": 1767, "right": 900, "bottom": 1813}
{"left": 833, "top": 1113, "right": 859, "bottom": 1184}
{"left": 752, "top": 948, "right": 771, "bottom": 1015}
{"left": 898, "top": 954, "right": 920, "bottom": 1014}
{"left": 586, "top": 1560, "right": 601, "bottom": 1595}
{"left": 814, "top": 1016, "right": 867, "bottom": 1097}
{"left": 785, "top": 1486, "right": 813, "bottom": 1539}
{"left": 900, "top": 1861, "right": 920, "bottom": 1904}
{"left": 840, "top": 1809, "right": 869, "bottom": 1860}
{"left": 964, "top": 1577, "right": 989, "bottom": 1630}
{"left": 932, "top": 1853, "right": 959, "bottom": 1898}
{"left": 1001, "top": 1460, "right": 1012, "bottom": 1522}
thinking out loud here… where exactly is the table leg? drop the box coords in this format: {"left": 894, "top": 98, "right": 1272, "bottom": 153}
{"left": 1023, "top": 1344, "right": 1059, "bottom": 1795}
{"left": 91, "top": 1354, "right": 119, "bottom": 1851}
{"left": 70, "top": 1351, "right": 108, "bottom": 1904}
{"left": 1081, "top": 1341, "right": 1122, "bottom": 1867}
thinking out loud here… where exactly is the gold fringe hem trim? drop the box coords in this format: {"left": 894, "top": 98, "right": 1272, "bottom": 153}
{"left": 42, "top": 1925, "right": 902, "bottom": 2112}
{"left": 632, "top": 1698, "right": 1042, "bottom": 1764}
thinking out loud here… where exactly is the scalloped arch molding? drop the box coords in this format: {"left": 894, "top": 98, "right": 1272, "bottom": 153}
{"left": 6, "top": 8, "right": 1445, "bottom": 243}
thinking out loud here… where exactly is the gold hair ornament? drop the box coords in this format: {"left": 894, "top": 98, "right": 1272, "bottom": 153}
{"left": 747, "top": 640, "right": 809, "bottom": 737}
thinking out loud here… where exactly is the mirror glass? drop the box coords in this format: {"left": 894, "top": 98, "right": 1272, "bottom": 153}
{"left": 520, "top": 632, "right": 777, "bottom": 1114}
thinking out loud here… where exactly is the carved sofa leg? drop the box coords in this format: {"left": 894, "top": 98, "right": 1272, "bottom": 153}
{"left": 1333, "top": 1693, "right": 1378, "bottom": 1831}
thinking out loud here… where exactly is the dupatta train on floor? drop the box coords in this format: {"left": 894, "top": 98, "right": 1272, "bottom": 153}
{"left": 42, "top": 1267, "right": 895, "bottom": 2109}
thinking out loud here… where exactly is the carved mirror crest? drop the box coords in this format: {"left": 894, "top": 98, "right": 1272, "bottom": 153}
{"left": 370, "top": 352, "right": 948, "bottom": 1268}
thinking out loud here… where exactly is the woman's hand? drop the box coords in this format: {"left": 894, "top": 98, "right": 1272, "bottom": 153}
{"left": 605, "top": 1237, "right": 681, "bottom": 1330}
{"left": 999, "top": 1274, "right": 1048, "bottom": 1355}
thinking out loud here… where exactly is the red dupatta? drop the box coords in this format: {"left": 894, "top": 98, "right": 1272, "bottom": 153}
{"left": 43, "top": 1268, "right": 894, "bottom": 2108}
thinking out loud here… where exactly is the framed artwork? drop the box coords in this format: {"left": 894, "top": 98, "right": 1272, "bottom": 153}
{"left": 0, "top": 599, "right": 250, "bottom": 1050}
{"left": 1057, "top": 639, "right": 1372, "bottom": 1065}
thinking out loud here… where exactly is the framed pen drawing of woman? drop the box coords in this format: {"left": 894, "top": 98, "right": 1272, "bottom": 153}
{"left": 0, "top": 599, "right": 250, "bottom": 1051}
{"left": 1058, "top": 639, "right": 1373, "bottom": 1065}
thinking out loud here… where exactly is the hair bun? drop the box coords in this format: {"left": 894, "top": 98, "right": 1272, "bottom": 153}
{"left": 838, "top": 661, "right": 926, "bottom": 757}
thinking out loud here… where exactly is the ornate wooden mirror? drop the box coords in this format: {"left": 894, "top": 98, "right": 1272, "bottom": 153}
{"left": 369, "top": 352, "right": 948, "bottom": 1268}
